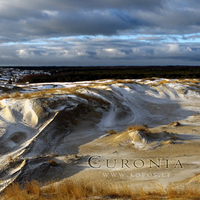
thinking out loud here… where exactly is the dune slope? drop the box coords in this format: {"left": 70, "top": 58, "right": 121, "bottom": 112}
{"left": 0, "top": 78, "right": 200, "bottom": 193}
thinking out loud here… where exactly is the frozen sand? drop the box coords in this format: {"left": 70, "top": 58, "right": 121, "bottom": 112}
{"left": 0, "top": 79, "right": 200, "bottom": 192}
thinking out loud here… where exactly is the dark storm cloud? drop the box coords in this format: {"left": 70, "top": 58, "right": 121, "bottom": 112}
{"left": 0, "top": 0, "right": 164, "bottom": 13}
{"left": 1, "top": 1, "right": 200, "bottom": 40}
{"left": 1, "top": 0, "right": 200, "bottom": 65}
{"left": 1, "top": 0, "right": 199, "bottom": 41}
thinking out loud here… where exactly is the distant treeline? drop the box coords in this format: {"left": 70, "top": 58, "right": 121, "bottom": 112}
{"left": 17, "top": 66, "right": 200, "bottom": 83}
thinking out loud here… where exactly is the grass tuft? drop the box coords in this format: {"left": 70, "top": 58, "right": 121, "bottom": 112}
{"left": 169, "top": 121, "right": 181, "bottom": 127}
{"left": 48, "top": 159, "right": 59, "bottom": 167}
{"left": 25, "top": 180, "right": 41, "bottom": 197}
{"left": 108, "top": 129, "right": 118, "bottom": 134}
{"left": 126, "top": 124, "right": 149, "bottom": 132}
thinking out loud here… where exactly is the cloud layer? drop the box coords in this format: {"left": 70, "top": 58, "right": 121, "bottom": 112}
{"left": 1, "top": 0, "right": 200, "bottom": 66}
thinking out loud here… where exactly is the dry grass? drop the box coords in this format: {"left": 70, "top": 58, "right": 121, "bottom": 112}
{"left": 193, "top": 112, "right": 200, "bottom": 116}
{"left": 1, "top": 78, "right": 200, "bottom": 101}
{"left": 185, "top": 79, "right": 200, "bottom": 84}
{"left": 25, "top": 180, "right": 41, "bottom": 197}
{"left": 126, "top": 124, "right": 149, "bottom": 132}
{"left": 108, "top": 129, "right": 118, "bottom": 134}
{"left": 10, "top": 92, "right": 21, "bottom": 98}
{"left": 169, "top": 121, "right": 181, "bottom": 127}
{"left": 3, "top": 179, "right": 200, "bottom": 200}
{"left": 125, "top": 125, "right": 153, "bottom": 142}
{"left": 147, "top": 79, "right": 200, "bottom": 88}
{"left": 149, "top": 79, "right": 170, "bottom": 87}
{"left": 21, "top": 91, "right": 52, "bottom": 99}
{"left": 108, "top": 125, "right": 150, "bottom": 137}
{"left": 49, "top": 152, "right": 59, "bottom": 157}
{"left": 157, "top": 80, "right": 170, "bottom": 85}
{"left": 0, "top": 79, "right": 139, "bottom": 101}
{"left": 0, "top": 93, "right": 10, "bottom": 100}
{"left": 3, "top": 182, "right": 24, "bottom": 200}
{"left": 108, "top": 79, "right": 139, "bottom": 85}
{"left": 141, "top": 77, "right": 157, "bottom": 81}
{"left": 48, "top": 159, "right": 59, "bottom": 167}
{"left": 8, "top": 155, "right": 14, "bottom": 163}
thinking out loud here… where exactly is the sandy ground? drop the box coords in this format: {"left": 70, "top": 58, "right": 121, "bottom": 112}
{"left": 0, "top": 78, "right": 200, "bottom": 195}
{"left": 78, "top": 120, "right": 200, "bottom": 188}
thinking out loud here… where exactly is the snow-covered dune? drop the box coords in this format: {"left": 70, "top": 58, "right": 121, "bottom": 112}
{"left": 0, "top": 78, "right": 200, "bottom": 190}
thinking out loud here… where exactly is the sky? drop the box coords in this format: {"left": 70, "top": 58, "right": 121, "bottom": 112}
{"left": 1, "top": 0, "right": 200, "bottom": 66}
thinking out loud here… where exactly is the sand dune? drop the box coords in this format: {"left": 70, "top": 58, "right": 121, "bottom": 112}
{"left": 0, "top": 78, "right": 200, "bottom": 193}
